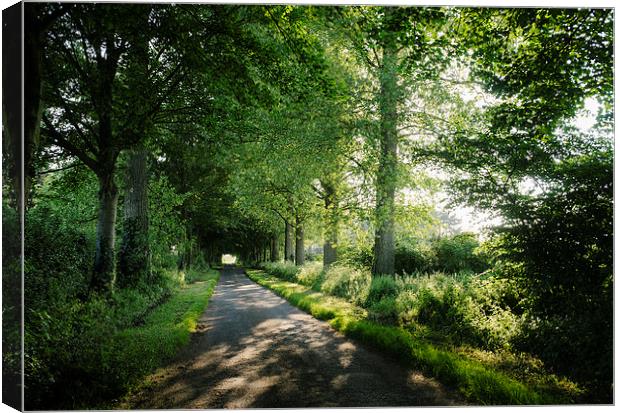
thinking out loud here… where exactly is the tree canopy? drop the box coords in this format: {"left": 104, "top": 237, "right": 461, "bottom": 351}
{"left": 3, "top": 3, "right": 613, "bottom": 408}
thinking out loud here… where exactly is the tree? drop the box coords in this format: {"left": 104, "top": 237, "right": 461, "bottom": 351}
{"left": 117, "top": 147, "right": 151, "bottom": 287}
{"left": 39, "top": 4, "right": 263, "bottom": 288}
{"left": 330, "top": 6, "right": 451, "bottom": 275}
{"left": 40, "top": 4, "right": 160, "bottom": 290}
{"left": 432, "top": 8, "right": 613, "bottom": 399}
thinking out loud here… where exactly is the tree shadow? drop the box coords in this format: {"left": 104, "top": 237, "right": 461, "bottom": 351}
{"left": 128, "top": 267, "right": 462, "bottom": 409}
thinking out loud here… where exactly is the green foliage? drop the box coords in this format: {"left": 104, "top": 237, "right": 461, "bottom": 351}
{"left": 337, "top": 241, "right": 374, "bottom": 269}
{"left": 495, "top": 151, "right": 613, "bottom": 401}
{"left": 25, "top": 270, "right": 218, "bottom": 410}
{"left": 296, "top": 261, "right": 324, "bottom": 288}
{"left": 320, "top": 264, "right": 371, "bottom": 306}
{"left": 365, "top": 275, "right": 398, "bottom": 306}
{"left": 345, "top": 233, "right": 490, "bottom": 276}
{"left": 148, "top": 175, "right": 187, "bottom": 269}
{"left": 432, "top": 233, "right": 489, "bottom": 273}
{"left": 260, "top": 261, "right": 299, "bottom": 282}
{"left": 394, "top": 238, "right": 436, "bottom": 274}
{"left": 2, "top": 202, "right": 22, "bottom": 408}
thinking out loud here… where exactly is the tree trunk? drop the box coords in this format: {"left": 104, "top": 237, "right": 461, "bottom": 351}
{"left": 322, "top": 178, "right": 339, "bottom": 267}
{"left": 92, "top": 173, "right": 119, "bottom": 291}
{"left": 372, "top": 32, "right": 399, "bottom": 276}
{"left": 3, "top": 3, "right": 23, "bottom": 214}
{"left": 23, "top": 5, "right": 44, "bottom": 208}
{"left": 295, "top": 217, "right": 305, "bottom": 266}
{"left": 117, "top": 147, "right": 150, "bottom": 287}
{"left": 284, "top": 220, "right": 294, "bottom": 262}
{"left": 271, "top": 235, "right": 279, "bottom": 262}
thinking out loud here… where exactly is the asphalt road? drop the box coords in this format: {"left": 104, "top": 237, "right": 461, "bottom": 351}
{"left": 126, "top": 266, "right": 462, "bottom": 408}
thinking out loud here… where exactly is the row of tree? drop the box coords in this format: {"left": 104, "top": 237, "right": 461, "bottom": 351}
{"left": 3, "top": 4, "right": 612, "bottom": 403}
{"left": 5, "top": 4, "right": 612, "bottom": 283}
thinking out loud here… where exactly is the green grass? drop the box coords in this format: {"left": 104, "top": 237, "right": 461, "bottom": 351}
{"left": 246, "top": 269, "right": 556, "bottom": 406}
{"left": 96, "top": 269, "right": 220, "bottom": 408}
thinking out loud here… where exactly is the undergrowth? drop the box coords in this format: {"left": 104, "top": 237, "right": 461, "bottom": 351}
{"left": 26, "top": 268, "right": 219, "bottom": 410}
{"left": 99, "top": 269, "right": 220, "bottom": 408}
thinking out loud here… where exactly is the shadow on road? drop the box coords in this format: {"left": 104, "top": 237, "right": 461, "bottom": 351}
{"left": 128, "top": 266, "right": 462, "bottom": 408}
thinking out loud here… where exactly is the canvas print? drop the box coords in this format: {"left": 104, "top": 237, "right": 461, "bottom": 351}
{"left": 1, "top": 0, "right": 614, "bottom": 410}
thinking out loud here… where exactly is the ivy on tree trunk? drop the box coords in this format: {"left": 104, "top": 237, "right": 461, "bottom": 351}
{"left": 372, "top": 27, "right": 399, "bottom": 277}
{"left": 117, "top": 147, "right": 151, "bottom": 287}
{"left": 295, "top": 216, "right": 305, "bottom": 266}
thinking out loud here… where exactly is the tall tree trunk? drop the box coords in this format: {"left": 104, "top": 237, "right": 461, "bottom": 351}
{"left": 295, "top": 217, "right": 305, "bottom": 266}
{"left": 2, "top": 6, "right": 24, "bottom": 409}
{"left": 284, "top": 220, "right": 294, "bottom": 262}
{"left": 23, "top": 5, "right": 44, "bottom": 208}
{"left": 3, "top": 4, "right": 23, "bottom": 214}
{"left": 271, "top": 234, "right": 279, "bottom": 262}
{"left": 372, "top": 31, "right": 399, "bottom": 276}
{"left": 322, "top": 179, "right": 338, "bottom": 267}
{"left": 92, "top": 172, "right": 119, "bottom": 291}
{"left": 117, "top": 147, "right": 150, "bottom": 287}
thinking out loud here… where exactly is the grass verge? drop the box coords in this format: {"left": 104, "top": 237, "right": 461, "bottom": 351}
{"left": 99, "top": 269, "right": 220, "bottom": 409}
{"left": 246, "top": 268, "right": 556, "bottom": 406}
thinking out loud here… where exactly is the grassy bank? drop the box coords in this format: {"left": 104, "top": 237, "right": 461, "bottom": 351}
{"left": 246, "top": 268, "right": 558, "bottom": 405}
{"left": 97, "top": 269, "right": 220, "bottom": 409}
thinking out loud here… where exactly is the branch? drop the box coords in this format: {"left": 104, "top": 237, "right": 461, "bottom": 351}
{"left": 36, "top": 162, "right": 81, "bottom": 176}
{"left": 42, "top": 115, "right": 99, "bottom": 172}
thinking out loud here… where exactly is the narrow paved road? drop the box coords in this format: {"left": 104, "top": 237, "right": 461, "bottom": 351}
{"left": 126, "top": 266, "right": 462, "bottom": 408}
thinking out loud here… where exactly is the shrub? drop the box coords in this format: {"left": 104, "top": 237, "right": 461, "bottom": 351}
{"left": 368, "top": 296, "right": 399, "bottom": 324}
{"left": 296, "top": 262, "right": 324, "bottom": 288}
{"left": 394, "top": 238, "right": 436, "bottom": 274}
{"left": 432, "top": 233, "right": 489, "bottom": 274}
{"left": 321, "top": 264, "right": 371, "bottom": 306}
{"left": 24, "top": 270, "right": 179, "bottom": 409}
{"left": 392, "top": 272, "right": 524, "bottom": 350}
{"left": 336, "top": 243, "right": 373, "bottom": 269}
{"left": 260, "top": 261, "right": 299, "bottom": 282}
{"left": 365, "top": 275, "right": 399, "bottom": 307}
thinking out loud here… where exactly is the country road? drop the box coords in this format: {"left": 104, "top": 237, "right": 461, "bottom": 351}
{"left": 125, "top": 266, "right": 462, "bottom": 408}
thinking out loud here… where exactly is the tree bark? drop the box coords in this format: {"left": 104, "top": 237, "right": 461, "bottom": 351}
{"left": 270, "top": 234, "right": 279, "bottom": 262}
{"left": 322, "top": 179, "right": 338, "bottom": 267}
{"left": 284, "top": 220, "right": 294, "bottom": 262}
{"left": 92, "top": 173, "right": 119, "bottom": 291}
{"left": 117, "top": 147, "right": 150, "bottom": 287}
{"left": 372, "top": 27, "right": 399, "bottom": 276}
{"left": 23, "top": 5, "right": 44, "bottom": 207}
{"left": 295, "top": 216, "right": 305, "bottom": 266}
{"left": 3, "top": 3, "right": 23, "bottom": 214}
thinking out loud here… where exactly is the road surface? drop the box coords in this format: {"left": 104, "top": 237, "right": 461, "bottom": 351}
{"left": 126, "top": 266, "right": 462, "bottom": 408}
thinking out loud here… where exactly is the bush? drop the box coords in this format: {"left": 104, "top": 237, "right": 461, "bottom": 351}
{"left": 393, "top": 234, "right": 490, "bottom": 276}
{"left": 296, "top": 262, "right": 324, "bottom": 288}
{"left": 368, "top": 296, "right": 398, "bottom": 324}
{"left": 432, "top": 233, "right": 489, "bottom": 274}
{"left": 24, "top": 271, "right": 179, "bottom": 409}
{"left": 336, "top": 243, "right": 373, "bottom": 269}
{"left": 495, "top": 153, "right": 613, "bottom": 401}
{"left": 365, "top": 275, "right": 398, "bottom": 306}
{"left": 260, "top": 261, "right": 299, "bottom": 282}
{"left": 2, "top": 203, "right": 22, "bottom": 408}
{"left": 392, "top": 272, "right": 524, "bottom": 350}
{"left": 394, "top": 238, "right": 436, "bottom": 274}
{"left": 320, "top": 264, "right": 371, "bottom": 306}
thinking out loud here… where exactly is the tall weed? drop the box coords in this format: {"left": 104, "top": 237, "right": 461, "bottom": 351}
{"left": 321, "top": 265, "right": 371, "bottom": 306}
